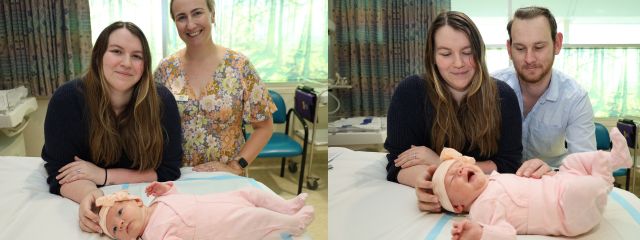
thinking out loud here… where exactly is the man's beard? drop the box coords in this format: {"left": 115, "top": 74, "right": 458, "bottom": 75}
{"left": 517, "top": 58, "right": 554, "bottom": 84}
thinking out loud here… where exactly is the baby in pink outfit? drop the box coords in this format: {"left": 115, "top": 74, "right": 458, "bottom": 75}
{"left": 432, "top": 127, "right": 632, "bottom": 240}
{"left": 94, "top": 182, "right": 314, "bottom": 240}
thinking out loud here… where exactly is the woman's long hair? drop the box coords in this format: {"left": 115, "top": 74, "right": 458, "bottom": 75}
{"left": 84, "top": 21, "right": 163, "bottom": 170}
{"left": 423, "top": 11, "right": 501, "bottom": 156}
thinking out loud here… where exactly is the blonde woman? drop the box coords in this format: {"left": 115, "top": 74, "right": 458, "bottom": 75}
{"left": 155, "top": 0, "right": 276, "bottom": 174}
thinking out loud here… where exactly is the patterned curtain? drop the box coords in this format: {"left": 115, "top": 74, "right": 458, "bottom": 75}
{"left": 0, "top": 0, "right": 92, "bottom": 96}
{"left": 331, "top": 0, "right": 450, "bottom": 117}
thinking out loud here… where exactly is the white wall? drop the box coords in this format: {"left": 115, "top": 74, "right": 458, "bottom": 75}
{"left": 23, "top": 98, "right": 48, "bottom": 157}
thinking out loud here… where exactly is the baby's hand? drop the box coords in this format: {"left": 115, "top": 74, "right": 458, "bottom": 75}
{"left": 451, "top": 219, "right": 482, "bottom": 240}
{"left": 145, "top": 181, "right": 173, "bottom": 197}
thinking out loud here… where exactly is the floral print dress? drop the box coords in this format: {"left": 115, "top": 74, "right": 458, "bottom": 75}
{"left": 154, "top": 48, "right": 276, "bottom": 166}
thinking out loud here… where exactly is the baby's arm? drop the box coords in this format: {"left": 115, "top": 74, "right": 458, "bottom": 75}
{"left": 465, "top": 199, "right": 516, "bottom": 240}
{"left": 451, "top": 219, "right": 482, "bottom": 240}
{"left": 145, "top": 181, "right": 176, "bottom": 197}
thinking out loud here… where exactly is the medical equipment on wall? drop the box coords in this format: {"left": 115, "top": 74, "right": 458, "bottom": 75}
{"left": 328, "top": 72, "right": 351, "bottom": 115}
{"left": 0, "top": 86, "right": 38, "bottom": 156}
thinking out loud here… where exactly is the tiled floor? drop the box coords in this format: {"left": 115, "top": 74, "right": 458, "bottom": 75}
{"left": 248, "top": 153, "right": 328, "bottom": 240}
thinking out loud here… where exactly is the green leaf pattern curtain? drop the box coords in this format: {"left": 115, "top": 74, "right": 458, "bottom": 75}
{"left": 486, "top": 47, "right": 640, "bottom": 118}
{"left": 88, "top": 0, "right": 328, "bottom": 83}
{"left": 556, "top": 48, "right": 640, "bottom": 118}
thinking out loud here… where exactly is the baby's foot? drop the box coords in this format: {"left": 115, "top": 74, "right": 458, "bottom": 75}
{"left": 610, "top": 127, "right": 632, "bottom": 169}
{"left": 298, "top": 205, "right": 314, "bottom": 226}
{"left": 284, "top": 193, "right": 308, "bottom": 214}
{"left": 290, "top": 205, "right": 315, "bottom": 236}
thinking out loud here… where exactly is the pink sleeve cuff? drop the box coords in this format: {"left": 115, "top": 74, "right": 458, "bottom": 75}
{"left": 478, "top": 223, "right": 517, "bottom": 240}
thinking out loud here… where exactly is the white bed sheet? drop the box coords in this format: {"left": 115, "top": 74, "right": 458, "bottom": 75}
{"left": 0, "top": 156, "right": 309, "bottom": 239}
{"left": 328, "top": 147, "right": 640, "bottom": 240}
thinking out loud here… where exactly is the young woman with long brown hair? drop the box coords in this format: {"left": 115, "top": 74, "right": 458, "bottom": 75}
{"left": 384, "top": 11, "right": 523, "bottom": 212}
{"left": 42, "top": 21, "right": 183, "bottom": 234}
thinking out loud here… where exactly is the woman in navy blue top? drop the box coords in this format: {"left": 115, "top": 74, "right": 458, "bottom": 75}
{"left": 42, "top": 22, "right": 182, "bottom": 234}
{"left": 384, "top": 11, "right": 522, "bottom": 212}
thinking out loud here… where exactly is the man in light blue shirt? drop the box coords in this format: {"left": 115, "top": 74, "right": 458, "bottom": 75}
{"left": 492, "top": 6, "right": 596, "bottom": 176}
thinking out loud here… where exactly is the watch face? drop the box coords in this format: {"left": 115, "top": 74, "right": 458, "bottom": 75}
{"left": 238, "top": 158, "right": 248, "bottom": 168}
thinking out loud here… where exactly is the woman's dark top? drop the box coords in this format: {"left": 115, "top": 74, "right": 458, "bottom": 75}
{"left": 42, "top": 79, "right": 183, "bottom": 194}
{"left": 385, "top": 75, "right": 523, "bottom": 182}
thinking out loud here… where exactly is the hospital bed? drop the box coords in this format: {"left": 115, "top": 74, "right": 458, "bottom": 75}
{"left": 329, "top": 147, "right": 640, "bottom": 240}
{"left": 0, "top": 156, "right": 310, "bottom": 239}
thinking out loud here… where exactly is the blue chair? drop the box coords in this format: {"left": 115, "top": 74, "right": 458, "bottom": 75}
{"left": 595, "top": 122, "right": 611, "bottom": 150}
{"left": 594, "top": 122, "right": 630, "bottom": 190}
{"left": 245, "top": 90, "right": 309, "bottom": 194}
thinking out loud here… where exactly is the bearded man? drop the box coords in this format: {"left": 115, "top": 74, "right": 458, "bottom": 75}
{"left": 493, "top": 6, "right": 596, "bottom": 177}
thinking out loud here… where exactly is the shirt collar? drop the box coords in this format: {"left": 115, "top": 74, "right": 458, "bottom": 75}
{"left": 515, "top": 68, "right": 559, "bottom": 104}
{"left": 543, "top": 69, "right": 559, "bottom": 103}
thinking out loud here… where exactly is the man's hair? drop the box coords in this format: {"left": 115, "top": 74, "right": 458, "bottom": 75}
{"left": 507, "top": 6, "right": 558, "bottom": 43}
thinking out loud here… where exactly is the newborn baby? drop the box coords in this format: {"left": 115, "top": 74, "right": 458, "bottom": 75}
{"left": 432, "top": 127, "right": 631, "bottom": 240}
{"left": 95, "top": 182, "right": 314, "bottom": 240}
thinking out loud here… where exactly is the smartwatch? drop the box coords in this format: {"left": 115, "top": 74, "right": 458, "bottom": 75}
{"left": 237, "top": 157, "right": 248, "bottom": 169}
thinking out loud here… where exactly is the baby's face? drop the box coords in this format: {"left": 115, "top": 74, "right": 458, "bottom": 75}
{"left": 444, "top": 160, "right": 488, "bottom": 211}
{"left": 105, "top": 200, "right": 145, "bottom": 240}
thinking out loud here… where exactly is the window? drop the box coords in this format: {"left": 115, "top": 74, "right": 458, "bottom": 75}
{"left": 88, "top": 0, "right": 328, "bottom": 83}
{"left": 452, "top": 0, "right": 640, "bottom": 118}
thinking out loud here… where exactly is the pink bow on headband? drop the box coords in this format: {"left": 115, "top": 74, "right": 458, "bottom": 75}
{"left": 440, "top": 147, "right": 476, "bottom": 164}
{"left": 96, "top": 190, "right": 142, "bottom": 207}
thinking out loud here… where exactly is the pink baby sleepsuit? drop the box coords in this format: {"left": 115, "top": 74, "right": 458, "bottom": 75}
{"left": 141, "top": 186, "right": 313, "bottom": 240}
{"left": 468, "top": 129, "right": 631, "bottom": 240}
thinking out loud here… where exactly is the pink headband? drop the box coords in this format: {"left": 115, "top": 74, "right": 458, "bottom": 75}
{"left": 432, "top": 148, "right": 476, "bottom": 213}
{"left": 95, "top": 191, "right": 142, "bottom": 239}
